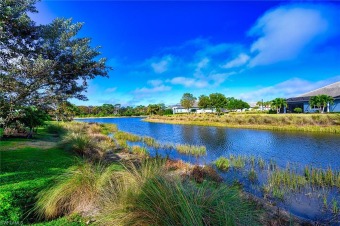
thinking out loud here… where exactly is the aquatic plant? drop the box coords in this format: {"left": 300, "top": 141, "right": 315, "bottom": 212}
{"left": 248, "top": 168, "right": 257, "bottom": 183}
{"left": 175, "top": 144, "right": 207, "bottom": 156}
{"left": 258, "top": 158, "right": 265, "bottom": 170}
{"left": 332, "top": 198, "right": 339, "bottom": 214}
{"left": 114, "top": 131, "right": 141, "bottom": 142}
{"left": 142, "top": 136, "right": 160, "bottom": 148}
{"left": 215, "top": 157, "right": 230, "bottom": 171}
{"left": 230, "top": 155, "right": 246, "bottom": 169}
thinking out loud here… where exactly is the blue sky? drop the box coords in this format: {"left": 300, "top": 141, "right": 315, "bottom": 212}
{"left": 31, "top": 1, "right": 340, "bottom": 106}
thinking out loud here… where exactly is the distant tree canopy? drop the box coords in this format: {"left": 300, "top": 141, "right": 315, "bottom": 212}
{"left": 0, "top": 0, "right": 111, "bottom": 135}
{"left": 226, "top": 97, "right": 250, "bottom": 110}
{"left": 209, "top": 93, "right": 228, "bottom": 113}
{"left": 180, "top": 93, "right": 197, "bottom": 112}
{"left": 198, "top": 95, "right": 210, "bottom": 110}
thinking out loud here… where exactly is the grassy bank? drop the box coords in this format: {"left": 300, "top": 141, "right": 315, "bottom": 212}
{"left": 1, "top": 122, "right": 263, "bottom": 225}
{"left": 146, "top": 113, "right": 340, "bottom": 133}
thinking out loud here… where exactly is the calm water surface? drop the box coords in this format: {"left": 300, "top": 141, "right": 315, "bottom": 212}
{"left": 76, "top": 117, "right": 340, "bottom": 169}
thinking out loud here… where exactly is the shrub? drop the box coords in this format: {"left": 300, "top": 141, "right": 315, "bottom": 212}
{"left": 293, "top": 107, "right": 302, "bottom": 113}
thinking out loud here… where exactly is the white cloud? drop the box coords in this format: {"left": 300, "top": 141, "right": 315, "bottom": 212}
{"left": 133, "top": 85, "right": 171, "bottom": 94}
{"left": 105, "top": 87, "right": 117, "bottom": 93}
{"left": 151, "top": 55, "right": 172, "bottom": 73}
{"left": 169, "top": 77, "right": 209, "bottom": 88}
{"left": 249, "top": 5, "right": 339, "bottom": 66}
{"left": 222, "top": 53, "right": 250, "bottom": 68}
{"left": 239, "top": 76, "right": 340, "bottom": 102}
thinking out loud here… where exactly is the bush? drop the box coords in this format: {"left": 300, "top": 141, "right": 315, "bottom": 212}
{"left": 294, "top": 107, "right": 302, "bottom": 113}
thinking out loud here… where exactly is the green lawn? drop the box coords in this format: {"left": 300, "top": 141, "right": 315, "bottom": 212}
{"left": 0, "top": 128, "right": 85, "bottom": 225}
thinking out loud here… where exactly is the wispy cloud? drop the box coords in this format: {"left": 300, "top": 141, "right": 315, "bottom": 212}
{"left": 239, "top": 76, "right": 340, "bottom": 102}
{"left": 248, "top": 4, "right": 340, "bottom": 67}
{"left": 151, "top": 55, "right": 172, "bottom": 73}
{"left": 222, "top": 53, "right": 250, "bottom": 69}
{"left": 105, "top": 87, "right": 117, "bottom": 93}
{"left": 168, "top": 77, "right": 209, "bottom": 88}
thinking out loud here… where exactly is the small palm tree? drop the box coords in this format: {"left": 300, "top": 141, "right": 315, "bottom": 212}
{"left": 271, "top": 98, "right": 287, "bottom": 114}
{"left": 309, "top": 95, "right": 334, "bottom": 113}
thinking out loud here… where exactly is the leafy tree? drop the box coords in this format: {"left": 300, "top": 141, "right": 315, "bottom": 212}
{"left": 309, "top": 94, "right": 334, "bottom": 113}
{"left": 198, "top": 95, "right": 210, "bottom": 112}
{"left": 1, "top": 2, "right": 111, "bottom": 130}
{"left": 209, "top": 93, "right": 228, "bottom": 113}
{"left": 271, "top": 98, "right": 287, "bottom": 114}
{"left": 227, "top": 97, "right": 250, "bottom": 110}
{"left": 53, "top": 101, "right": 79, "bottom": 121}
{"left": 180, "top": 93, "right": 196, "bottom": 113}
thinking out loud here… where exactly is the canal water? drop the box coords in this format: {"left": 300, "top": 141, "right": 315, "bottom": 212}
{"left": 76, "top": 117, "right": 340, "bottom": 170}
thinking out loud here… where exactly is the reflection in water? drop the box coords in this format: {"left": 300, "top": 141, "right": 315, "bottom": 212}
{"left": 76, "top": 117, "right": 340, "bottom": 170}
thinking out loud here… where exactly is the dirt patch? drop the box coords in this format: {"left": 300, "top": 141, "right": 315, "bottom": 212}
{"left": 1, "top": 140, "right": 56, "bottom": 151}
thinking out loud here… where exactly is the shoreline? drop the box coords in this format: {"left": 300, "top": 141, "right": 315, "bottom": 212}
{"left": 144, "top": 118, "right": 340, "bottom": 133}
{"left": 74, "top": 115, "right": 146, "bottom": 119}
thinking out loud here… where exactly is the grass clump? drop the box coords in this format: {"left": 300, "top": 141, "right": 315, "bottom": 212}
{"left": 130, "top": 145, "right": 149, "bottom": 156}
{"left": 268, "top": 169, "right": 307, "bottom": 191}
{"left": 215, "top": 157, "right": 230, "bottom": 171}
{"left": 114, "top": 131, "right": 141, "bottom": 142}
{"left": 99, "top": 123, "right": 118, "bottom": 135}
{"left": 175, "top": 144, "right": 207, "bottom": 156}
{"left": 34, "top": 161, "right": 122, "bottom": 220}
{"left": 61, "top": 133, "right": 94, "bottom": 156}
{"left": 99, "top": 159, "right": 258, "bottom": 226}
{"left": 142, "top": 136, "right": 160, "bottom": 148}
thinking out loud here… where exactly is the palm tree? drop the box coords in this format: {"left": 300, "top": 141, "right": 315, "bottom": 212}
{"left": 271, "top": 98, "right": 287, "bottom": 114}
{"left": 309, "top": 95, "right": 334, "bottom": 113}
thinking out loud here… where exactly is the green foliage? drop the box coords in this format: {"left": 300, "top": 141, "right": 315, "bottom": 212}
{"left": 215, "top": 157, "right": 230, "bottom": 171}
{"left": 198, "top": 95, "right": 210, "bottom": 110}
{"left": 180, "top": 93, "right": 197, "bottom": 111}
{"left": 99, "top": 159, "right": 258, "bottom": 226}
{"left": 35, "top": 161, "right": 122, "bottom": 220}
{"left": 209, "top": 93, "right": 228, "bottom": 113}
{"left": 293, "top": 107, "right": 302, "bottom": 113}
{"left": 227, "top": 97, "right": 250, "bottom": 110}
{"left": 309, "top": 94, "right": 334, "bottom": 113}
{"left": 271, "top": 98, "right": 287, "bottom": 114}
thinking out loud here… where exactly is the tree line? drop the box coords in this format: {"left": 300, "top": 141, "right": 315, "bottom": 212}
{"left": 180, "top": 93, "right": 250, "bottom": 113}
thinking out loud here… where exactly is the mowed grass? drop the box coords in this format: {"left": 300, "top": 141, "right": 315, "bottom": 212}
{"left": 0, "top": 127, "right": 85, "bottom": 225}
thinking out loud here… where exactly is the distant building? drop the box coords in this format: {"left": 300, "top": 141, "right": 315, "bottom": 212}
{"left": 172, "top": 102, "right": 214, "bottom": 114}
{"left": 286, "top": 82, "right": 340, "bottom": 113}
